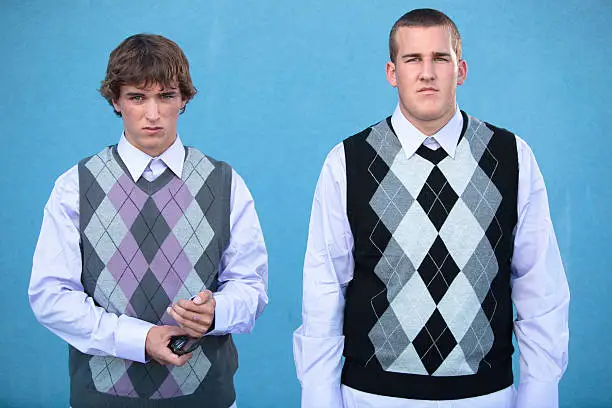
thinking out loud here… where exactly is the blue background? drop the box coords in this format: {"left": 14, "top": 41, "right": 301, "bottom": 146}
{"left": 1, "top": 1, "right": 611, "bottom": 407}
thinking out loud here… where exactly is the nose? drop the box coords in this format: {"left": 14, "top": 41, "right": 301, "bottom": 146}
{"left": 144, "top": 100, "right": 160, "bottom": 121}
{"left": 419, "top": 59, "right": 435, "bottom": 81}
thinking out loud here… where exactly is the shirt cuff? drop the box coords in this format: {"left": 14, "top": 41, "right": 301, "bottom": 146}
{"left": 115, "top": 315, "right": 155, "bottom": 363}
{"left": 293, "top": 330, "right": 345, "bottom": 408}
{"left": 515, "top": 378, "right": 559, "bottom": 408}
{"left": 302, "top": 383, "right": 344, "bottom": 408}
{"left": 205, "top": 292, "right": 230, "bottom": 336}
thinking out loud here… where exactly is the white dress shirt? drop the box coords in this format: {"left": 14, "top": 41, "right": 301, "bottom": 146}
{"left": 29, "top": 134, "right": 269, "bottom": 369}
{"left": 293, "top": 105, "right": 569, "bottom": 408}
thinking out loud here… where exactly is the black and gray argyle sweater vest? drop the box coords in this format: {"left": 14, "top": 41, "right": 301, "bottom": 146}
{"left": 70, "top": 145, "right": 237, "bottom": 408}
{"left": 341, "top": 111, "right": 518, "bottom": 400}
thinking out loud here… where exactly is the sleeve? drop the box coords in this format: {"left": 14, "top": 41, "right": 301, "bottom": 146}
{"left": 206, "top": 169, "right": 269, "bottom": 335}
{"left": 511, "top": 137, "right": 570, "bottom": 408}
{"left": 28, "top": 165, "right": 154, "bottom": 363}
{"left": 293, "top": 144, "right": 354, "bottom": 408}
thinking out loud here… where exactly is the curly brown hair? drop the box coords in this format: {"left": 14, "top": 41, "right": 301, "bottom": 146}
{"left": 99, "top": 34, "right": 197, "bottom": 116}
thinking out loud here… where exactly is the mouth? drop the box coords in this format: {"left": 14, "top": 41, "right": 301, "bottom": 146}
{"left": 418, "top": 87, "right": 438, "bottom": 94}
{"left": 142, "top": 127, "right": 163, "bottom": 134}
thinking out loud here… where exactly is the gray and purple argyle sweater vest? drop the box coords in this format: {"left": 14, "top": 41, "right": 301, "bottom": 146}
{"left": 341, "top": 111, "right": 518, "bottom": 400}
{"left": 70, "top": 145, "right": 237, "bottom": 408}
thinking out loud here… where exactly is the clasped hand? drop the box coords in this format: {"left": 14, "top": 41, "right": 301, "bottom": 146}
{"left": 167, "top": 289, "right": 216, "bottom": 338}
{"left": 145, "top": 290, "right": 216, "bottom": 366}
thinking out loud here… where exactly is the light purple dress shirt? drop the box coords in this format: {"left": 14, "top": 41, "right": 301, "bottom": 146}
{"left": 29, "top": 135, "right": 269, "bottom": 370}
{"left": 293, "top": 106, "right": 569, "bottom": 408}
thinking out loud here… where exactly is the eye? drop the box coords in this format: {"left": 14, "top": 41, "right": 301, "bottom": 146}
{"left": 161, "top": 93, "right": 178, "bottom": 100}
{"left": 129, "top": 95, "right": 144, "bottom": 102}
{"left": 405, "top": 57, "right": 420, "bottom": 63}
{"left": 434, "top": 56, "right": 450, "bottom": 62}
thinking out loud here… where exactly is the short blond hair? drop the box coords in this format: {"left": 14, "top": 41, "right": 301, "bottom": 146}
{"left": 389, "top": 9, "right": 462, "bottom": 62}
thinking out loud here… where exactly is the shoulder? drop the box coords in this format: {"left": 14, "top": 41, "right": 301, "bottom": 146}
{"left": 54, "top": 164, "right": 79, "bottom": 193}
{"left": 464, "top": 113, "right": 521, "bottom": 160}
{"left": 466, "top": 113, "right": 538, "bottom": 178}
{"left": 466, "top": 113, "right": 516, "bottom": 141}
{"left": 183, "top": 147, "right": 233, "bottom": 182}
{"left": 469, "top": 114, "right": 534, "bottom": 160}
{"left": 77, "top": 146, "right": 114, "bottom": 168}
{"left": 343, "top": 117, "right": 391, "bottom": 146}
{"left": 184, "top": 146, "right": 232, "bottom": 170}
{"left": 44, "top": 164, "right": 80, "bottom": 216}
{"left": 319, "top": 142, "right": 346, "bottom": 178}
{"left": 183, "top": 147, "right": 234, "bottom": 192}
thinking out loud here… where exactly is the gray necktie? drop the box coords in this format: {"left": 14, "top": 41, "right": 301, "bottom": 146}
{"left": 142, "top": 160, "right": 155, "bottom": 182}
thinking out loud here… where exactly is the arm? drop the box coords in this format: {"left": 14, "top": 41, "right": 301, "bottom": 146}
{"left": 206, "top": 169, "right": 268, "bottom": 335}
{"left": 28, "top": 166, "right": 155, "bottom": 363}
{"left": 293, "top": 144, "right": 354, "bottom": 408}
{"left": 512, "top": 137, "right": 570, "bottom": 408}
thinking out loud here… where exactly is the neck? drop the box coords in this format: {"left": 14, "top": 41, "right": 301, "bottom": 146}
{"left": 124, "top": 133, "right": 176, "bottom": 158}
{"left": 399, "top": 104, "right": 456, "bottom": 136}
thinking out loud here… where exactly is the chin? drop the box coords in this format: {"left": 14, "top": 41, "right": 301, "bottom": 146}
{"left": 420, "top": 104, "right": 454, "bottom": 119}
{"left": 414, "top": 111, "right": 445, "bottom": 122}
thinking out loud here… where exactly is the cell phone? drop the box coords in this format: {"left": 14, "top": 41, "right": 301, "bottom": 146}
{"left": 168, "top": 335, "right": 201, "bottom": 355}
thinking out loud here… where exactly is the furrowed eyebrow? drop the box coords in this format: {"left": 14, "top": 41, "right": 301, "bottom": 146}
{"left": 125, "top": 92, "right": 145, "bottom": 96}
{"left": 400, "top": 52, "right": 452, "bottom": 59}
{"left": 401, "top": 53, "right": 422, "bottom": 59}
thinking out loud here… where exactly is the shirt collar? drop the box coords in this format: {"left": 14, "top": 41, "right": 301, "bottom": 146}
{"left": 390, "top": 104, "right": 464, "bottom": 159}
{"left": 117, "top": 134, "right": 185, "bottom": 182}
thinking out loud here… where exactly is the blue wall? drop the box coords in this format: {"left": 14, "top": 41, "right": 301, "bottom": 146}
{"left": 1, "top": 1, "right": 610, "bottom": 407}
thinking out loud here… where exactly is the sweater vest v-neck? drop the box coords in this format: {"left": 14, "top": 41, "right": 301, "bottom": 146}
{"left": 341, "top": 112, "right": 518, "bottom": 400}
{"left": 70, "top": 145, "right": 236, "bottom": 408}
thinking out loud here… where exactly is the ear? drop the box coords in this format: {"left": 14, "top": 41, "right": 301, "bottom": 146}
{"left": 457, "top": 59, "right": 467, "bottom": 86}
{"left": 386, "top": 61, "right": 398, "bottom": 88}
{"left": 112, "top": 99, "right": 121, "bottom": 114}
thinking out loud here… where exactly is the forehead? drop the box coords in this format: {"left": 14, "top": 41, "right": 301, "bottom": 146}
{"left": 394, "top": 25, "right": 454, "bottom": 54}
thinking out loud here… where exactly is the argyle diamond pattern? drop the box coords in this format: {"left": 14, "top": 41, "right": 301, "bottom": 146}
{"left": 80, "top": 147, "right": 222, "bottom": 398}
{"left": 366, "top": 117, "right": 503, "bottom": 376}
{"left": 89, "top": 346, "right": 212, "bottom": 398}
{"left": 416, "top": 167, "right": 459, "bottom": 231}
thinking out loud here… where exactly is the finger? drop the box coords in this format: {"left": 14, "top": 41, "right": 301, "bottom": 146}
{"left": 183, "top": 327, "right": 205, "bottom": 338}
{"left": 172, "top": 302, "right": 214, "bottom": 325}
{"left": 167, "top": 306, "right": 208, "bottom": 334}
{"left": 162, "top": 349, "right": 193, "bottom": 366}
{"left": 153, "top": 326, "right": 187, "bottom": 346}
{"left": 179, "top": 316, "right": 209, "bottom": 335}
{"left": 150, "top": 340, "right": 185, "bottom": 365}
{"left": 177, "top": 298, "right": 201, "bottom": 312}
{"left": 170, "top": 302, "right": 190, "bottom": 317}
{"left": 193, "top": 290, "right": 213, "bottom": 305}
{"left": 175, "top": 353, "right": 193, "bottom": 367}
{"left": 176, "top": 300, "right": 216, "bottom": 319}
{"left": 170, "top": 303, "right": 204, "bottom": 324}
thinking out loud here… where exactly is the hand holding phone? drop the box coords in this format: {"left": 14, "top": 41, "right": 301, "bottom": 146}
{"left": 168, "top": 335, "right": 201, "bottom": 355}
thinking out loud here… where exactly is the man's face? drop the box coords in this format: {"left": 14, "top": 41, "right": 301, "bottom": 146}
{"left": 112, "top": 83, "right": 186, "bottom": 157}
{"left": 386, "top": 25, "right": 467, "bottom": 135}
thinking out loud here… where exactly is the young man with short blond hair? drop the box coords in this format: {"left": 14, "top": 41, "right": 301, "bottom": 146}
{"left": 294, "top": 8, "right": 569, "bottom": 408}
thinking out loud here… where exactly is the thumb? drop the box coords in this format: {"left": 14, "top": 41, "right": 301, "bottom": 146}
{"left": 193, "top": 290, "right": 212, "bottom": 305}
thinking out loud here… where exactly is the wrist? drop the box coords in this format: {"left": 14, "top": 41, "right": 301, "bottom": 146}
{"left": 206, "top": 315, "right": 216, "bottom": 334}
